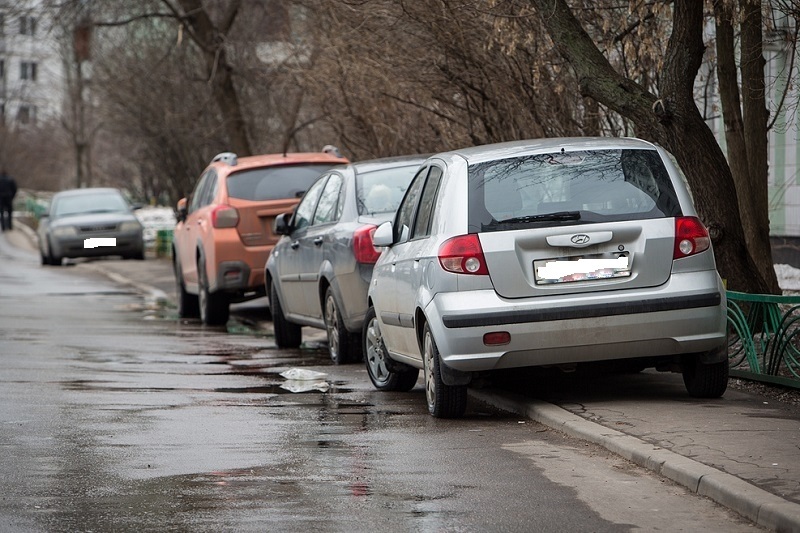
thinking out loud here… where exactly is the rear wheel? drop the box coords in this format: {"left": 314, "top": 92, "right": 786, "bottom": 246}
{"left": 271, "top": 281, "right": 302, "bottom": 348}
{"left": 198, "top": 258, "right": 229, "bottom": 326}
{"left": 423, "top": 323, "right": 467, "bottom": 418}
{"left": 174, "top": 257, "right": 199, "bottom": 318}
{"left": 364, "top": 306, "right": 419, "bottom": 391}
{"left": 325, "top": 287, "right": 356, "bottom": 364}
{"left": 682, "top": 354, "right": 729, "bottom": 398}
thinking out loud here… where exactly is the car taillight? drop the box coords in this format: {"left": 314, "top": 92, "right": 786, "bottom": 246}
{"left": 211, "top": 205, "right": 239, "bottom": 228}
{"left": 674, "top": 216, "right": 710, "bottom": 259}
{"left": 438, "top": 234, "right": 489, "bottom": 275}
{"left": 353, "top": 225, "right": 381, "bottom": 264}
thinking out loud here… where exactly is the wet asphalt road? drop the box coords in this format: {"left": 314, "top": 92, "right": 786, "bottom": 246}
{"left": 0, "top": 233, "right": 761, "bottom": 532}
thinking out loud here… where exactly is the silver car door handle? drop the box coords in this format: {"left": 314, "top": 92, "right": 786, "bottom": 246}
{"left": 290, "top": 241, "right": 300, "bottom": 249}
{"left": 313, "top": 237, "right": 323, "bottom": 246}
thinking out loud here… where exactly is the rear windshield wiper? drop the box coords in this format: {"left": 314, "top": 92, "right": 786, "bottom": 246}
{"left": 497, "top": 211, "right": 581, "bottom": 224}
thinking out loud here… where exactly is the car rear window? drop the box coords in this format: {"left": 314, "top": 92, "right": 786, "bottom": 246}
{"left": 226, "top": 164, "right": 336, "bottom": 201}
{"left": 356, "top": 165, "right": 418, "bottom": 215}
{"left": 468, "top": 149, "right": 682, "bottom": 233}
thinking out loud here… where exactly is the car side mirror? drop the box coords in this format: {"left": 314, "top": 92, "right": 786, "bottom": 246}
{"left": 273, "top": 213, "right": 293, "bottom": 235}
{"left": 372, "top": 221, "right": 394, "bottom": 247}
{"left": 175, "top": 198, "right": 188, "bottom": 223}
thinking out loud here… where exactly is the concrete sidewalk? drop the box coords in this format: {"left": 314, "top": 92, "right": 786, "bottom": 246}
{"left": 8, "top": 223, "right": 800, "bottom": 531}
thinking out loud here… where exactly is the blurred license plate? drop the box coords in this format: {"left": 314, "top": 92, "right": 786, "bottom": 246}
{"left": 534, "top": 252, "right": 631, "bottom": 284}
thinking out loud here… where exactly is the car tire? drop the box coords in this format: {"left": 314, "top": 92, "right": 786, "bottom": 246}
{"left": 40, "top": 250, "right": 50, "bottom": 266}
{"left": 174, "top": 257, "right": 199, "bottom": 318}
{"left": 363, "top": 306, "right": 419, "bottom": 391}
{"left": 47, "top": 240, "right": 62, "bottom": 266}
{"left": 423, "top": 323, "right": 467, "bottom": 418}
{"left": 681, "top": 354, "right": 729, "bottom": 398}
{"left": 198, "top": 257, "right": 229, "bottom": 326}
{"left": 324, "top": 287, "right": 355, "bottom": 365}
{"left": 271, "top": 281, "right": 302, "bottom": 348}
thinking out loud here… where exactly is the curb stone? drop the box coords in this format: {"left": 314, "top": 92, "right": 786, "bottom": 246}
{"left": 469, "top": 388, "right": 800, "bottom": 532}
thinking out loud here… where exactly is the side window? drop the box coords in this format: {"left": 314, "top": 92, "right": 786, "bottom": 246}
{"left": 393, "top": 166, "right": 428, "bottom": 243}
{"left": 411, "top": 166, "right": 443, "bottom": 239}
{"left": 293, "top": 176, "right": 328, "bottom": 231}
{"left": 199, "top": 174, "right": 218, "bottom": 207}
{"left": 188, "top": 172, "right": 211, "bottom": 213}
{"left": 313, "top": 173, "right": 343, "bottom": 226}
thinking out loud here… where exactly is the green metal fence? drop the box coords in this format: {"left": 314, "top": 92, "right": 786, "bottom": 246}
{"left": 727, "top": 290, "right": 800, "bottom": 388}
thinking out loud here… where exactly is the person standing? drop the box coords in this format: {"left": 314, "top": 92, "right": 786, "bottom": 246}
{"left": 0, "top": 169, "right": 18, "bottom": 231}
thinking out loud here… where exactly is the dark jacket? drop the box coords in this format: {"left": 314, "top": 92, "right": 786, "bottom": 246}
{"left": 0, "top": 173, "right": 17, "bottom": 201}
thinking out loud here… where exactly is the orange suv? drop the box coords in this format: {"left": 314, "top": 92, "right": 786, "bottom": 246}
{"left": 173, "top": 148, "right": 348, "bottom": 325}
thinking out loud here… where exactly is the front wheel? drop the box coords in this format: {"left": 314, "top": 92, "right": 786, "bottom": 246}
{"left": 363, "top": 306, "right": 419, "bottom": 391}
{"left": 198, "top": 258, "right": 229, "bottom": 326}
{"left": 174, "top": 258, "right": 199, "bottom": 318}
{"left": 681, "top": 354, "right": 729, "bottom": 398}
{"left": 423, "top": 323, "right": 467, "bottom": 418}
{"left": 271, "top": 281, "right": 302, "bottom": 348}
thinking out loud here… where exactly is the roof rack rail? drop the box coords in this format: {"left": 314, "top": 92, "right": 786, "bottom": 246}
{"left": 212, "top": 152, "right": 238, "bottom": 166}
{"left": 321, "top": 145, "right": 344, "bottom": 158}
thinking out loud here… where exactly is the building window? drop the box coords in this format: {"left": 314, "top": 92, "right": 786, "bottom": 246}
{"left": 20, "top": 16, "right": 37, "bottom": 36}
{"left": 20, "top": 61, "right": 37, "bottom": 81}
{"left": 16, "top": 105, "right": 35, "bottom": 125}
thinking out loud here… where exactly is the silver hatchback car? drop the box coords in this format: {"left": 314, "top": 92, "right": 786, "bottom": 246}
{"left": 365, "top": 137, "right": 728, "bottom": 418}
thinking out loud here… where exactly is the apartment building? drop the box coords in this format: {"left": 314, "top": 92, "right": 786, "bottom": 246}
{"left": 0, "top": 0, "right": 65, "bottom": 128}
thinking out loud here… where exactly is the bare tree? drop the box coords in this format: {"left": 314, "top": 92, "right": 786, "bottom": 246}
{"left": 525, "top": 0, "right": 776, "bottom": 293}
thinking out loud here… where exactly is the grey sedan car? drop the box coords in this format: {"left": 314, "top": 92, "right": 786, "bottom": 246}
{"left": 38, "top": 187, "right": 145, "bottom": 266}
{"left": 365, "top": 137, "right": 728, "bottom": 418}
{"left": 265, "top": 155, "right": 426, "bottom": 364}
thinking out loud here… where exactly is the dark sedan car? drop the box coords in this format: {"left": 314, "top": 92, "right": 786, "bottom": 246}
{"left": 265, "top": 155, "right": 426, "bottom": 364}
{"left": 38, "top": 187, "right": 145, "bottom": 266}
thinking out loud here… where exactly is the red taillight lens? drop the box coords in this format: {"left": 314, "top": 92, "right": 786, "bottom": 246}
{"left": 674, "top": 216, "right": 710, "bottom": 259}
{"left": 438, "top": 234, "right": 489, "bottom": 275}
{"left": 211, "top": 205, "right": 239, "bottom": 228}
{"left": 353, "top": 224, "right": 381, "bottom": 264}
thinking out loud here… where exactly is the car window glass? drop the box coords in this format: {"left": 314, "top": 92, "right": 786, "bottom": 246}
{"left": 468, "top": 149, "right": 682, "bottom": 233}
{"left": 293, "top": 176, "right": 327, "bottom": 231}
{"left": 313, "top": 173, "right": 343, "bottom": 225}
{"left": 356, "top": 164, "right": 419, "bottom": 215}
{"left": 411, "top": 165, "right": 443, "bottom": 238}
{"left": 200, "top": 174, "right": 218, "bottom": 207}
{"left": 189, "top": 172, "right": 211, "bottom": 214}
{"left": 52, "top": 191, "right": 129, "bottom": 218}
{"left": 227, "top": 164, "right": 335, "bottom": 201}
{"left": 393, "top": 166, "right": 428, "bottom": 243}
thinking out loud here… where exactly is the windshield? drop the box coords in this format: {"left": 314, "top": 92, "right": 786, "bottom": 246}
{"left": 52, "top": 191, "right": 130, "bottom": 218}
{"left": 468, "top": 149, "right": 682, "bottom": 233}
{"left": 356, "top": 165, "right": 418, "bottom": 215}
{"left": 227, "top": 164, "right": 336, "bottom": 201}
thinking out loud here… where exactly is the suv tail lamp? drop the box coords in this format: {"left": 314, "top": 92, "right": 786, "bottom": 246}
{"left": 353, "top": 224, "right": 381, "bottom": 264}
{"left": 211, "top": 205, "right": 240, "bottom": 228}
{"left": 438, "top": 234, "right": 489, "bottom": 275}
{"left": 674, "top": 216, "right": 710, "bottom": 259}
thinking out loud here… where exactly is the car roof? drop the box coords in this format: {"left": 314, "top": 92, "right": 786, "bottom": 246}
{"left": 348, "top": 154, "right": 431, "bottom": 174}
{"left": 53, "top": 187, "right": 123, "bottom": 199}
{"left": 212, "top": 152, "right": 349, "bottom": 176}
{"left": 440, "top": 137, "right": 660, "bottom": 165}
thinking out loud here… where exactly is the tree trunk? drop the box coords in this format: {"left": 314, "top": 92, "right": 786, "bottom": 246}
{"left": 173, "top": 0, "right": 252, "bottom": 157}
{"left": 528, "top": 0, "right": 774, "bottom": 293}
{"left": 739, "top": 0, "right": 780, "bottom": 293}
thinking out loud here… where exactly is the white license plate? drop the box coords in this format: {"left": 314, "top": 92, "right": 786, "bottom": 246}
{"left": 534, "top": 252, "right": 631, "bottom": 284}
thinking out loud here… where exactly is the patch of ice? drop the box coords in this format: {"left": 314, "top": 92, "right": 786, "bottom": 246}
{"left": 774, "top": 263, "right": 800, "bottom": 291}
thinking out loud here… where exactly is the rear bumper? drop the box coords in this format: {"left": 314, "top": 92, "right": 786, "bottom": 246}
{"left": 425, "top": 270, "right": 727, "bottom": 372}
